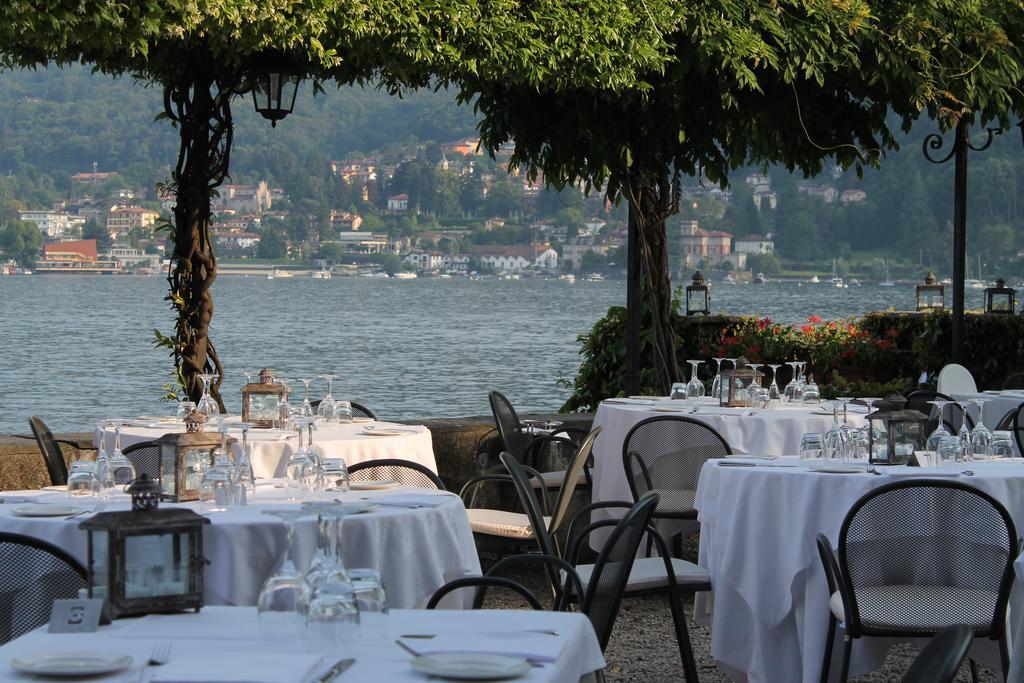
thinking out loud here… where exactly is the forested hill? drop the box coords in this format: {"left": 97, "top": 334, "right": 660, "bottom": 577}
{"left": 0, "top": 64, "right": 478, "bottom": 190}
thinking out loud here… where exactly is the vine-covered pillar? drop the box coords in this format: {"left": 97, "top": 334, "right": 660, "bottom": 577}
{"left": 160, "top": 45, "right": 239, "bottom": 409}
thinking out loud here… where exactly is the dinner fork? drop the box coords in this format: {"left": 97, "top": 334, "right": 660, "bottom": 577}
{"left": 125, "top": 643, "right": 172, "bottom": 682}
{"left": 66, "top": 501, "right": 105, "bottom": 520}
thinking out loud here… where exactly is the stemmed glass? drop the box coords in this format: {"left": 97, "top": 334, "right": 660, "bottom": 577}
{"left": 784, "top": 362, "right": 801, "bottom": 401}
{"left": 303, "top": 508, "right": 359, "bottom": 650}
{"left": 710, "top": 358, "right": 726, "bottom": 400}
{"left": 305, "top": 420, "right": 324, "bottom": 494}
{"left": 94, "top": 420, "right": 114, "bottom": 498}
{"left": 767, "top": 364, "right": 782, "bottom": 402}
{"left": 968, "top": 398, "right": 992, "bottom": 458}
{"left": 823, "top": 405, "right": 848, "bottom": 462}
{"left": 257, "top": 509, "right": 312, "bottom": 645}
{"left": 107, "top": 419, "right": 136, "bottom": 485}
{"left": 298, "top": 379, "right": 315, "bottom": 417}
{"left": 285, "top": 417, "right": 316, "bottom": 501}
{"left": 955, "top": 401, "right": 972, "bottom": 456}
{"left": 925, "top": 399, "right": 954, "bottom": 450}
{"left": 197, "top": 373, "right": 219, "bottom": 418}
{"left": 685, "top": 360, "right": 705, "bottom": 399}
{"left": 235, "top": 422, "right": 256, "bottom": 505}
{"left": 277, "top": 379, "right": 293, "bottom": 430}
{"left": 317, "top": 374, "right": 337, "bottom": 421}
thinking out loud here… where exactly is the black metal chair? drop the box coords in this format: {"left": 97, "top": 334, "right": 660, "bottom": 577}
{"left": 0, "top": 533, "right": 87, "bottom": 645}
{"left": 817, "top": 480, "right": 1016, "bottom": 683}
{"left": 28, "top": 416, "right": 76, "bottom": 486}
{"left": 489, "top": 390, "right": 588, "bottom": 490}
{"left": 905, "top": 390, "right": 972, "bottom": 434}
{"left": 1012, "top": 403, "right": 1024, "bottom": 457}
{"left": 309, "top": 400, "right": 377, "bottom": 420}
{"left": 1001, "top": 373, "right": 1024, "bottom": 391}
{"left": 902, "top": 624, "right": 973, "bottom": 683}
{"left": 426, "top": 494, "right": 659, "bottom": 661}
{"left": 347, "top": 458, "right": 445, "bottom": 490}
{"left": 122, "top": 440, "right": 161, "bottom": 481}
{"left": 501, "top": 449, "right": 708, "bottom": 682}
{"left": 622, "top": 415, "right": 731, "bottom": 523}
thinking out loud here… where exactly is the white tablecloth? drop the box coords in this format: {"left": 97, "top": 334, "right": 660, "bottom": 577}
{"left": 0, "top": 606, "right": 606, "bottom": 683}
{"left": 0, "top": 485, "right": 478, "bottom": 609}
{"left": 589, "top": 399, "right": 866, "bottom": 549}
{"left": 94, "top": 417, "right": 437, "bottom": 479}
{"left": 694, "top": 458, "right": 1024, "bottom": 682}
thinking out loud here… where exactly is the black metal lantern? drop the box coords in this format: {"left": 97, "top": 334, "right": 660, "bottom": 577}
{"left": 246, "top": 53, "right": 302, "bottom": 127}
{"left": 685, "top": 271, "right": 710, "bottom": 316}
{"left": 157, "top": 431, "right": 234, "bottom": 502}
{"left": 80, "top": 508, "right": 209, "bottom": 619}
{"left": 127, "top": 473, "right": 161, "bottom": 512}
{"left": 866, "top": 394, "right": 929, "bottom": 465}
{"left": 984, "top": 278, "right": 1015, "bottom": 314}
{"left": 719, "top": 359, "right": 763, "bottom": 407}
{"left": 916, "top": 271, "right": 945, "bottom": 311}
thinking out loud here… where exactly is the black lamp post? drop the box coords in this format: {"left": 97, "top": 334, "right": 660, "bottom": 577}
{"left": 246, "top": 53, "right": 302, "bottom": 127}
{"left": 984, "top": 278, "right": 1016, "bottom": 314}
{"left": 915, "top": 272, "right": 945, "bottom": 311}
{"left": 685, "top": 271, "right": 710, "bottom": 315}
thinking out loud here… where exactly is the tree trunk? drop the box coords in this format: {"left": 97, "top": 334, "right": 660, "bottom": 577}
{"left": 162, "top": 46, "right": 238, "bottom": 410}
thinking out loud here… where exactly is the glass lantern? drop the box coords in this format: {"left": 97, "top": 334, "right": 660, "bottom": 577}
{"left": 242, "top": 367, "right": 289, "bottom": 428}
{"left": 685, "top": 271, "right": 711, "bottom": 316}
{"left": 127, "top": 473, "right": 161, "bottom": 512}
{"left": 916, "top": 272, "right": 945, "bottom": 311}
{"left": 246, "top": 53, "right": 302, "bottom": 128}
{"left": 984, "top": 278, "right": 1015, "bottom": 315}
{"left": 79, "top": 508, "right": 210, "bottom": 619}
{"left": 867, "top": 394, "right": 929, "bottom": 465}
{"left": 719, "top": 361, "right": 764, "bottom": 407}
{"left": 157, "top": 431, "right": 234, "bottom": 502}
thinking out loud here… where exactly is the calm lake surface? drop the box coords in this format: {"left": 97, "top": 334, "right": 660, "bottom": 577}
{"left": 0, "top": 274, "right": 987, "bottom": 434}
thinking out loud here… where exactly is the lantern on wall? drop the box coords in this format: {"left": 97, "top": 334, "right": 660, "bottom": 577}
{"left": 719, "top": 359, "right": 763, "bottom": 407}
{"left": 246, "top": 53, "right": 302, "bottom": 127}
{"left": 156, "top": 431, "right": 234, "bottom": 502}
{"left": 685, "top": 271, "right": 711, "bottom": 316}
{"left": 866, "top": 394, "right": 929, "bottom": 465}
{"left": 915, "top": 272, "right": 945, "bottom": 311}
{"left": 984, "top": 278, "right": 1016, "bottom": 314}
{"left": 242, "top": 368, "right": 289, "bottom": 428}
{"left": 80, "top": 508, "right": 209, "bottom": 619}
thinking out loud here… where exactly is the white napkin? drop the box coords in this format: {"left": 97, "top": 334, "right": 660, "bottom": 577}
{"left": 119, "top": 609, "right": 259, "bottom": 641}
{"left": 365, "top": 493, "right": 453, "bottom": 509}
{"left": 399, "top": 633, "right": 566, "bottom": 662}
{"left": 151, "top": 653, "right": 325, "bottom": 683}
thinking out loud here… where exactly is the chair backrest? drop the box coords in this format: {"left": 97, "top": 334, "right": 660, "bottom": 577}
{"left": 426, "top": 576, "right": 544, "bottom": 610}
{"left": 350, "top": 401, "right": 377, "bottom": 420}
{"left": 499, "top": 452, "right": 559, "bottom": 557}
{"left": 901, "top": 624, "right": 972, "bottom": 683}
{"left": 28, "top": 417, "right": 69, "bottom": 486}
{"left": 0, "top": 533, "right": 86, "bottom": 644}
{"left": 122, "top": 440, "right": 161, "bottom": 481}
{"left": 838, "top": 480, "right": 1016, "bottom": 638}
{"left": 489, "top": 391, "right": 530, "bottom": 463}
{"left": 579, "top": 493, "right": 659, "bottom": 650}
{"left": 621, "top": 416, "right": 730, "bottom": 516}
{"left": 905, "top": 390, "right": 969, "bottom": 433}
{"left": 1012, "top": 405, "right": 1024, "bottom": 457}
{"left": 347, "top": 458, "right": 445, "bottom": 490}
{"left": 1001, "top": 373, "right": 1024, "bottom": 391}
{"left": 937, "top": 364, "right": 977, "bottom": 395}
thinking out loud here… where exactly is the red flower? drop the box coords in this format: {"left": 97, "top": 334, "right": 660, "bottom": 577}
{"left": 808, "top": 315, "right": 823, "bottom": 324}
{"left": 756, "top": 318, "right": 772, "bottom": 331}
{"left": 801, "top": 325, "right": 814, "bottom": 335}
{"left": 827, "top": 322, "right": 837, "bottom": 330}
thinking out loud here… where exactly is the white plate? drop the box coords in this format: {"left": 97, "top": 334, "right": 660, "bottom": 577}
{"left": 11, "top": 505, "right": 84, "bottom": 517}
{"left": 353, "top": 416, "right": 373, "bottom": 423}
{"left": 809, "top": 466, "right": 862, "bottom": 474}
{"left": 11, "top": 652, "right": 133, "bottom": 677}
{"left": 629, "top": 395, "right": 665, "bottom": 400}
{"left": 362, "top": 428, "right": 406, "bottom": 436}
{"left": 350, "top": 480, "right": 400, "bottom": 490}
{"left": 411, "top": 653, "right": 531, "bottom": 680}
{"left": 333, "top": 502, "right": 379, "bottom": 514}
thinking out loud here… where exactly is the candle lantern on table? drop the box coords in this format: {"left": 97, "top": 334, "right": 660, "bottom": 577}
{"left": 984, "top": 278, "right": 1015, "bottom": 315}
{"left": 79, "top": 507, "right": 209, "bottom": 619}
{"left": 242, "top": 367, "right": 289, "bottom": 428}
{"left": 719, "top": 358, "right": 763, "bottom": 408}
{"left": 127, "top": 473, "right": 161, "bottom": 511}
{"left": 685, "top": 271, "right": 711, "bottom": 316}
{"left": 915, "top": 272, "right": 945, "bottom": 311}
{"left": 866, "top": 394, "right": 929, "bottom": 465}
{"left": 156, "top": 431, "right": 235, "bottom": 502}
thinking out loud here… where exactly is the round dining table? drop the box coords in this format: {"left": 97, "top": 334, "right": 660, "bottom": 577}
{"left": 0, "top": 484, "right": 479, "bottom": 609}
{"left": 694, "top": 457, "right": 1024, "bottom": 682}
{"left": 94, "top": 416, "right": 437, "bottom": 479}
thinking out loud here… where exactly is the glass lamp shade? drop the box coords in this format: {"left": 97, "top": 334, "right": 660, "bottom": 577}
{"left": 867, "top": 397, "right": 928, "bottom": 465}
{"left": 916, "top": 272, "right": 945, "bottom": 311}
{"left": 984, "top": 279, "right": 1015, "bottom": 314}
{"left": 248, "top": 65, "right": 301, "bottom": 127}
{"left": 685, "top": 271, "right": 710, "bottom": 315}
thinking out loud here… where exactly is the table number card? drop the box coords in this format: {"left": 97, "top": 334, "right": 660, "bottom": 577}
{"left": 49, "top": 598, "right": 103, "bottom": 633}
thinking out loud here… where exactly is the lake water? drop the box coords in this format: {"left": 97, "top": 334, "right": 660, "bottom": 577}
{"left": 0, "top": 274, "right": 986, "bottom": 434}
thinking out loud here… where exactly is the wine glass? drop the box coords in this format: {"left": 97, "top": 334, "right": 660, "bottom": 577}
{"left": 799, "top": 432, "right": 824, "bottom": 461}
{"left": 767, "top": 364, "right": 782, "bottom": 402}
{"left": 925, "top": 399, "right": 953, "bottom": 450}
{"left": 317, "top": 374, "right": 337, "bottom": 421}
{"left": 277, "top": 379, "right": 293, "bottom": 430}
{"left": 685, "top": 360, "right": 705, "bottom": 399}
{"left": 67, "top": 461, "right": 99, "bottom": 498}
{"left": 802, "top": 375, "right": 820, "bottom": 403}
{"left": 258, "top": 509, "right": 312, "bottom": 645}
{"left": 94, "top": 420, "right": 114, "bottom": 498}
{"left": 303, "top": 509, "right": 359, "bottom": 650}
{"left": 783, "top": 362, "right": 801, "bottom": 401}
{"left": 305, "top": 420, "right": 324, "bottom": 494}
{"left": 710, "top": 358, "right": 726, "bottom": 400}
{"left": 968, "top": 398, "right": 992, "bottom": 459}
{"left": 107, "top": 419, "right": 136, "bottom": 485}
{"left": 955, "top": 401, "right": 972, "bottom": 457}
{"left": 823, "top": 406, "right": 847, "bottom": 462}
{"left": 235, "top": 422, "right": 256, "bottom": 505}
{"left": 349, "top": 568, "right": 388, "bottom": 639}
{"left": 297, "top": 379, "right": 315, "bottom": 417}
{"left": 197, "top": 373, "right": 219, "bottom": 418}
{"left": 285, "top": 417, "right": 315, "bottom": 502}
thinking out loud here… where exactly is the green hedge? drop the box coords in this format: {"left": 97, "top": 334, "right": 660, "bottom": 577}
{"left": 559, "top": 308, "right": 1024, "bottom": 412}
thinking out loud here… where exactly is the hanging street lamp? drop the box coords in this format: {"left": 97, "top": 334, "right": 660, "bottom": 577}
{"left": 246, "top": 53, "right": 302, "bottom": 127}
{"left": 685, "top": 271, "right": 711, "bottom": 316}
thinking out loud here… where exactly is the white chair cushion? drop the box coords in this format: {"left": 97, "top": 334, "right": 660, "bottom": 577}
{"left": 829, "top": 585, "right": 997, "bottom": 631}
{"left": 466, "top": 508, "right": 550, "bottom": 539}
{"left": 575, "top": 557, "right": 710, "bottom": 591}
{"left": 937, "top": 363, "right": 978, "bottom": 395}
{"left": 530, "top": 469, "right": 586, "bottom": 489}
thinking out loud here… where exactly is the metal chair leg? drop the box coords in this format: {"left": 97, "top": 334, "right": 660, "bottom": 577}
{"left": 839, "top": 635, "right": 852, "bottom": 683}
{"left": 999, "top": 634, "right": 1010, "bottom": 681}
{"left": 665, "top": 588, "right": 700, "bottom": 683}
{"left": 969, "top": 658, "right": 979, "bottom": 683}
{"left": 819, "top": 615, "right": 836, "bottom": 683}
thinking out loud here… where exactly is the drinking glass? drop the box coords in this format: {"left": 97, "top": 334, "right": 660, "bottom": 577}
{"left": 988, "top": 431, "right": 1015, "bottom": 459}
{"left": 176, "top": 400, "right": 196, "bottom": 421}
{"left": 298, "top": 379, "right": 315, "bottom": 417}
{"left": 937, "top": 434, "right": 964, "bottom": 467}
{"left": 257, "top": 510, "right": 312, "bottom": 645}
{"left": 107, "top": 420, "right": 136, "bottom": 485}
{"left": 924, "top": 399, "right": 953, "bottom": 450}
{"left": 349, "top": 568, "right": 388, "bottom": 640}
{"left": 799, "top": 432, "right": 824, "bottom": 461}
{"left": 67, "top": 461, "right": 98, "bottom": 497}
{"left": 304, "top": 510, "right": 359, "bottom": 651}
{"left": 767, "top": 364, "right": 782, "bottom": 401}
{"left": 710, "top": 358, "right": 726, "bottom": 400}
{"left": 199, "top": 422, "right": 235, "bottom": 512}
{"left": 686, "top": 360, "right": 705, "bottom": 399}
{"left": 823, "top": 408, "right": 847, "bottom": 461}
{"left": 317, "top": 374, "right": 338, "bottom": 421}
{"left": 242, "top": 369, "right": 256, "bottom": 386}
{"left": 670, "top": 383, "right": 688, "bottom": 400}
{"left": 277, "top": 379, "right": 293, "bottom": 430}
{"left": 235, "top": 422, "right": 256, "bottom": 506}
{"left": 847, "top": 427, "right": 870, "bottom": 463}
{"left": 321, "top": 458, "right": 350, "bottom": 493}
{"left": 784, "top": 362, "right": 801, "bottom": 402}
{"left": 197, "top": 373, "right": 219, "bottom": 418}
{"left": 802, "top": 375, "right": 820, "bottom": 403}
{"left": 334, "top": 400, "right": 353, "bottom": 424}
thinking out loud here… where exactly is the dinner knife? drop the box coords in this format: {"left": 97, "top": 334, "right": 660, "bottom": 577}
{"left": 315, "top": 658, "right": 355, "bottom": 682}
